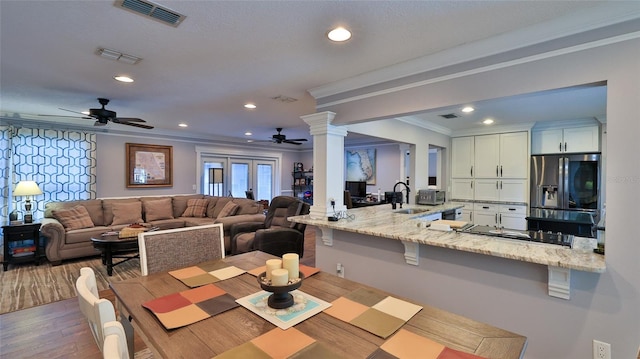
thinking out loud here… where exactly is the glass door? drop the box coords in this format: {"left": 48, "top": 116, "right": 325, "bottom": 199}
{"left": 202, "top": 156, "right": 275, "bottom": 201}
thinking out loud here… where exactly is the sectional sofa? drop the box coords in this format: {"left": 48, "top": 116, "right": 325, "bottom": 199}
{"left": 40, "top": 194, "right": 265, "bottom": 265}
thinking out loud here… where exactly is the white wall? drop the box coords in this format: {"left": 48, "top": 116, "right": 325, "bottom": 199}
{"left": 318, "top": 38, "right": 640, "bottom": 358}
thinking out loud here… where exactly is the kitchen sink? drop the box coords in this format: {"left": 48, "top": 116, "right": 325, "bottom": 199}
{"left": 394, "top": 208, "right": 431, "bottom": 215}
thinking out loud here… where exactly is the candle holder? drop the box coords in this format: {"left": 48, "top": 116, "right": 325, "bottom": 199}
{"left": 257, "top": 272, "right": 305, "bottom": 309}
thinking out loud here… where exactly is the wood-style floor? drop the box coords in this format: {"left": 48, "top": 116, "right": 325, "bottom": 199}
{"left": 0, "top": 227, "right": 316, "bottom": 358}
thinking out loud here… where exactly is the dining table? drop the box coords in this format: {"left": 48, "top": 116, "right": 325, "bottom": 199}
{"left": 110, "top": 251, "right": 527, "bottom": 359}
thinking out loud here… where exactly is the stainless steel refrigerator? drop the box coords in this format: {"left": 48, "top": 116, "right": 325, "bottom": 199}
{"left": 530, "top": 153, "right": 601, "bottom": 218}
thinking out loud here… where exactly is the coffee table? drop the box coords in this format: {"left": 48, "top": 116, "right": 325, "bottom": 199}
{"left": 91, "top": 234, "right": 140, "bottom": 276}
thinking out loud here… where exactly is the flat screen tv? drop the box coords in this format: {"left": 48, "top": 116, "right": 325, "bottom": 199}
{"left": 345, "top": 181, "right": 367, "bottom": 199}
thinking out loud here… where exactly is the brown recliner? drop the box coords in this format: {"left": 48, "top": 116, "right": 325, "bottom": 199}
{"left": 229, "top": 196, "right": 310, "bottom": 257}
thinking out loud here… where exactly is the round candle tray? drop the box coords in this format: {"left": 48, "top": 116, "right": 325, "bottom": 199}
{"left": 257, "top": 271, "right": 305, "bottom": 309}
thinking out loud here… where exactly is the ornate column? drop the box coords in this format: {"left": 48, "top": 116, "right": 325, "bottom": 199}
{"left": 301, "top": 111, "right": 348, "bottom": 219}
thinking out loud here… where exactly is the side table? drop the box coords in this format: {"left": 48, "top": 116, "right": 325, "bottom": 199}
{"left": 2, "top": 222, "right": 43, "bottom": 271}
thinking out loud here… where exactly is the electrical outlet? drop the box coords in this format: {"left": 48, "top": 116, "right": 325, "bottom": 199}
{"left": 336, "top": 263, "right": 344, "bottom": 278}
{"left": 593, "top": 340, "right": 611, "bottom": 359}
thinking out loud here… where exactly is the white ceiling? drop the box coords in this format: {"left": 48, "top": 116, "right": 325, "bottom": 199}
{"left": 0, "top": 1, "right": 635, "bottom": 148}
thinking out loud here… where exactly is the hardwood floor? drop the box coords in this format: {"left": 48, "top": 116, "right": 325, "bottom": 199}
{"left": 0, "top": 227, "right": 316, "bottom": 358}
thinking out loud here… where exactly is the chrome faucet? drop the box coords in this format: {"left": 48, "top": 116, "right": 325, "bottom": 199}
{"left": 392, "top": 181, "right": 411, "bottom": 209}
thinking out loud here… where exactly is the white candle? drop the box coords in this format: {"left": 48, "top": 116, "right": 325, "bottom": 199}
{"left": 282, "top": 253, "right": 299, "bottom": 280}
{"left": 265, "top": 259, "right": 282, "bottom": 280}
{"left": 271, "top": 268, "right": 289, "bottom": 286}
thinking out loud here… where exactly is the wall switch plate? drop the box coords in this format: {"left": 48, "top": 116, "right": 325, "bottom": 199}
{"left": 336, "top": 263, "right": 344, "bottom": 278}
{"left": 593, "top": 340, "right": 611, "bottom": 359}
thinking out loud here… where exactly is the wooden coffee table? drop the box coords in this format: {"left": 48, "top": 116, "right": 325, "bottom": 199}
{"left": 91, "top": 234, "right": 139, "bottom": 276}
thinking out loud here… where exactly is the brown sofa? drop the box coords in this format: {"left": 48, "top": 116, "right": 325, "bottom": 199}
{"left": 40, "top": 194, "right": 265, "bottom": 265}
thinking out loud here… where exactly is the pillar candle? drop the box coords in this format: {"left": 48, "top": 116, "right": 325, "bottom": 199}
{"left": 282, "top": 253, "right": 299, "bottom": 280}
{"left": 265, "top": 259, "right": 282, "bottom": 280}
{"left": 270, "top": 268, "right": 289, "bottom": 286}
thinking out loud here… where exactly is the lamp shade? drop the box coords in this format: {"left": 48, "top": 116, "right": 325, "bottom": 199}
{"left": 13, "top": 181, "right": 43, "bottom": 196}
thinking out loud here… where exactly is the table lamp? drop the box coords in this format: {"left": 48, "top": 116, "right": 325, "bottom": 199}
{"left": 13, "top": 180, "right": 43, "bottom": 223}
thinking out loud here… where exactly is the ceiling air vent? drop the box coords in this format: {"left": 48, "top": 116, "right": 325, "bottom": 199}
{"left": 439, "top": 113, "right": 459, "bottom": 119}
{"left": 115, "top": 0, "right": 186, "bottom": 27}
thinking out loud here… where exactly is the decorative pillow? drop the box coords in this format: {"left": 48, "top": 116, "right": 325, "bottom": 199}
{"left": 182, "top": 198, "right": 209, "bottom": 217}
{"left": 111, "top": 201, "right": 144, "bottom": 225}
{"left": 217, "top": 201, "right": 239, "bottom": 218}
{"left": 52, "top": 205, "right": 95, "bottom": 230}
{"left": 144, "top": 198, "right": 174, "bottom": 222}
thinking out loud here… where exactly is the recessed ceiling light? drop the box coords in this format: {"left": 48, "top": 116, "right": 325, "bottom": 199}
{"left": 244, "top": 132, "right": 252, "bottom": 136}
{"left": 327, "top": 27, "right": 351, "bottom": 42}
{"left": 244, "top": 103, "right": 256, "bottom": 109}
{"left": 114, "top": 75, "right": 134, "bottom": 83}
{"left": 462, "top": 106, "right": 474, "bottom": 113}
{"left": 247, "top": 139, "right": 254, "bottom": 143}
{"left": 178, "top": 123, "right": 188, "bottom": 128}
{"left": 483, "top": 118, "right": 494, "bottom": 125}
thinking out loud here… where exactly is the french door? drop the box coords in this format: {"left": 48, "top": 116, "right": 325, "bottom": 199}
{"left": 202, "top": 156, "right": 275, "bottom": 201}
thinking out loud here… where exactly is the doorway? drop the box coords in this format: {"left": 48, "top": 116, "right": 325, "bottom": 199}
{"left": 201, "top": 155, "right": 277, "bottom": 201}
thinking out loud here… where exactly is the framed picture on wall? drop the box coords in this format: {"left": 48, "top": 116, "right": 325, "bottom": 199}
{"left": 126, "top": 143, "right": 173, "bottom": 188}
{"left": 345, "top": 148, "right": 376, "bottom": 185}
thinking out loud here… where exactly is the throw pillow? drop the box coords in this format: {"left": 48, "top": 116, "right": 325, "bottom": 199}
{"left": 217, "top": 201, "right": 239, "bottom": 218}
{"left": 52, "top": 205, "right": 95, "bottom": 230}
{"left": 182, "top": 198, "right": 209, "bottom": 217}
{"left": 111, "top": 201, "right": 144, "bottom": 225}
{"left": 144, "top": 198, "right": 174, "bottom": 222}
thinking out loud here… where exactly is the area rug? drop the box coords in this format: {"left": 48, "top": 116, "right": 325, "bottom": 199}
{"left": 0, "top": 255, "right": 141, "bottom": 315}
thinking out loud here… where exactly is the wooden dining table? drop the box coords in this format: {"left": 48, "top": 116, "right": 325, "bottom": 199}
{"left": 110, "top": 251, "right": 527, "bottom": 359}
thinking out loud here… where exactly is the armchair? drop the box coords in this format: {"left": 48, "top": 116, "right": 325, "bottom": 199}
{"left": 229, "top": 196, "right": 310, "bottom": 257}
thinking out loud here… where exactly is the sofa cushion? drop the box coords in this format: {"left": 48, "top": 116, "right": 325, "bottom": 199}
{"left": 45, "top": 199, "right": 105, "bottom": 226}
{"left": 182, "top": 198, "right": 209, "bottom": 217}
{"left": 103, "top": 198, "right": 141, "bottom": 225}
{"left": 145, "top": 218, "right": 188, "bottom": 230}
{"left": 143, "top": 198, "right": 174, "bottom": 222}
{"left": 52, "top": 205, "right": 95, "bottom": 230}
{"left": 171, "top": 194, "right": 204, "bottom": 218}
{"left": 232, "top": 198, "right": 262, "bottom": 215}
{"left": 111, "top": 201, "right": 144, "bottom": 225}
{"left": 204, "top": 196, "right": 221, "bottom": 218}
{"left": 65, "top": 227, "right": 111, "bottom": 244}
{"left": 217, "top": 201, "right": 239, "bottom": 218}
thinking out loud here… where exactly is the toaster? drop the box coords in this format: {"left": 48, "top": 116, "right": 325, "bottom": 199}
{"left": 417, "top": 189, "right": 445, "bottom": 205}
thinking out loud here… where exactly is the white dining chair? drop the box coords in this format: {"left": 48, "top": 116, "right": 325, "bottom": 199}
{"left": 138, "top": 223, "right": 225, "bottom": 276}
{"left": 102, "top": 321, "right": 130, "bottom": 359}
{"left": 75, "top": 267, "right": 117, "bottom": 352}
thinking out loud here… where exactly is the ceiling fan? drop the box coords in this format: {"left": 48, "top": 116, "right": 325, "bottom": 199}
{"left": 269, "top": 128, "right": 308, "bottom": 145}
{"left": 50, "top": 98, "right": 153, "bottom": 129}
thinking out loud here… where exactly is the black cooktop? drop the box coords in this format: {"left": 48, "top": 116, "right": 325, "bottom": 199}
{"left": 460, "top": 225, "right": 573, "bottom": 247}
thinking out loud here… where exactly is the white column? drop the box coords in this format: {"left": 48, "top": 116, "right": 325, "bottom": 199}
{"left": 301, "top": 111, "right": 348, "bottom": 219}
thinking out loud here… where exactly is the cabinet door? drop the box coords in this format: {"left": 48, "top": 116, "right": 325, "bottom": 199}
{"left": 451, "top": 179, "right": 474, "bottom": 200}
{"left": 474, "top": 179, "right": 500, "bottom": 201}
{"left": 499, "top": 132, "right": 528, "bottom": 178}
{"left": 498, "top": 179, "right": 528, "bottom": 202}
{"left": 531, "top": 129, "right": 563, "bottom": 154}
{"left": 474, "top": 134, "right": 500, "bottom": 178}
{"left": 474, "top": 209, "right": 498, "bottom": 226}
{"left": 451, "top": 136, "right": 474, "bottom": 178}
{"left": 499, "top": 213, "right": 527, "bottom": 230}
{"left": 563, "top": 126, "right": 599, "bottom": 153}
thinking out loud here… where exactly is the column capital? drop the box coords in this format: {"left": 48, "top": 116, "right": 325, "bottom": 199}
{"left": 301, "top": 112, "right": 348, "bottom": 137}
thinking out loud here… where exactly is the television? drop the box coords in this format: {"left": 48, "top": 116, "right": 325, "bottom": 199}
{"left": 345, "top": 181, "right": 367, "bottom": 199}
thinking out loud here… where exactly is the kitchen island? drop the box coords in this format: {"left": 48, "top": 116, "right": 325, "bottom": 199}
{"left": 289, "top": 203, "right": 605, "bottom": 301}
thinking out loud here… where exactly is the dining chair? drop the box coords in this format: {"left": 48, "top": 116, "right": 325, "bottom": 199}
{"left": 138, "top": 223, "right": 225, "bottom": 276}
{"left": 102, "top": 321, "right": 130, "bottom": 359}
{"left": 76, "top": 267, "right": 117, "bottom": 352}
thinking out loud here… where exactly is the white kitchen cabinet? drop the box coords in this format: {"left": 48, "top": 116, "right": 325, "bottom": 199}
{"left": 473, "top": 179, "right": 527, "bottom": 203}
{"left": 475, "top": 132, "right": 528, "bottom": 179}
{"left": 451, "top": 178, "right": 474, "bottom": 200}
{"left": 498, "top": 204, "right": 527, "bottom": 230}
{"left": 532, "top": 125, "right": 599, "bottom": 154}
{"left": 473, "top": 203, "right": 527, "bottom": 230}
{"left": 451, "top": 201, "right": 473, "bottom": 223}
{"left": 451, "top": 136, "right": 474, "bottom": 178}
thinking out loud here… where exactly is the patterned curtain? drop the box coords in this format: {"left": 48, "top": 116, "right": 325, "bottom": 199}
{"left": 0, "top": 125, "right": 97, "bottom": 226}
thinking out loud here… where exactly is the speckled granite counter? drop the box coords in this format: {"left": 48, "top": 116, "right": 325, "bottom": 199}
{"left": 289, "top": 203, "right": 606, "bottom": 274}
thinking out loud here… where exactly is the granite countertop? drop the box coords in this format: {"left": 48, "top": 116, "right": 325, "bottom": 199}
{"left": 289, "top": 203, "right": 606, "bottom": 273}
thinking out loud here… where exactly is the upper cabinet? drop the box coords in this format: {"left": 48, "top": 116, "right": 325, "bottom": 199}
{"left": 474, "top": 132, "right": 528, "bottom": 179}
{"left": 451, "top": 136, "right": 474, "bottom": 178}
{"left": 531, "top": 125, "right": 599, "bottom": 154}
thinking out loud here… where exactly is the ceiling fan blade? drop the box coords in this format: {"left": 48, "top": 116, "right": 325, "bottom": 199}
{"left": 59, "top": 108, "right": 94, "bottom": 119}
{"left": 118, "top": 121, "right": 154, "bottom": 130}
{"left": 283, "top": 140, "right": 303, "bottom": 145}
{"left": 285, "top": 138, "right": 307, "bottom": 142}
{"left": 114, "top": 117, "right": 146, "bottom": 123}
{"left": 38, "top": 113, "right": 92, "bottom": 119}
{"left": 93, "top": 121, "right": 107, "bottom": 126}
